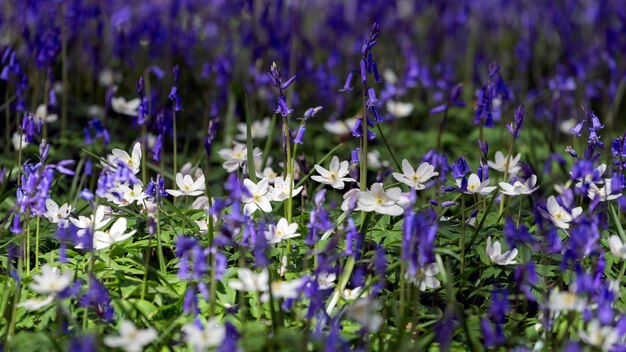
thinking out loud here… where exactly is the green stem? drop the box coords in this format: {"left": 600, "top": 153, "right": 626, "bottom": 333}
{"left": 260, "top": 114, "right": 277, "bottom": 171}
{"left": 460, "top": 195, "right": 466, "bottom": 274}
{"left": 172, "top": 110, "right": 177, "bottom": 177}
{"left": 436, "top": 108, "right": 449, "bottom": 150}
{"left": 25, "top": 213, "right": 30, "bottom": 275}
{"left": 244, "top": 94, "right": 257, "bottom": 182}
{"left": 6, "top": 255, "right": 22, "bottom": 348}
{"left": 376, "top": 124, "right": 401, "bottom": 170}
{"left": 82, "top": 201, "right": 99, "bottom": 330}
{"left": 141, "top": 235, "right": 152, "bottom": 300}
{"left": 35, "top": 216, "right": 40, "bottom": 271}
{"left": 155, "top": 205, "right": 166, "bottom": 274}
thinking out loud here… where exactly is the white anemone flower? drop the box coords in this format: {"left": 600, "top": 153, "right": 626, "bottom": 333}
{"left": 242, "top": 178, "right": 273, "bottom": 215}
{"left": 257, "top": 166, "right": 279, "bottom": 182}
{"left": 229, "top": 268, "right": 269, "bottom": 292}
{"left": 264, "top": 218, "right": 300, "bottom": 244}
{"left": 367, "top": 150, "right": 390, "bottom": 169}
{"left": 265, "top": 277, "right": 307, "bottom": 301}
{"left": 539, "top": 196, "right": 583, "bottom": 229}
{"left": 12, "top": 132, "right": 28, "bottom": 151}
{"left": 235, "top": 117, "right": 271, "bottom": 141}
{"left": 180, "top": 162, "right": 204, "bottom": 180}
{"left": 499, "top": 175, "right": 539, "bottom": 196}
{"left": 29, "top": 264, "right": 73, "bottom": 295}
{"left": 608, "top": 235, "right": 626, "bottom": 259}
{"left": 270, "top": 175, "right": 303, "bottom": 201}
{"left": 311, "top": 156, "right": 355, "bottom": 190}
{"left": 317, "top": 272, "right": 337, "bottom": 290}
{"left": 342, "top": 286, "right": 364, "bottom": 300}
{"left": 547, "top": 289, "right": 585, "bottom": 312}
{"left": 104, "top": 320, "right": 157, "bottom": 352}
{"left": 167, "top": 173, "right": 206, "bottom": 197}
{"left": 579, "top": 320, "right": 618, "bottom": 351}
{"left": 385, "top": 100, "right": 414, "bottom": 119}
{"left": 108, "top": 182, "right": 148, "bottom": 206}
{"left": 92, "top": 217, "right": 137, "bottom": 250}
{"left": 456, "top": 173, "right": 497, "bottom": 195}
{"left": 392, "top": 160, "right": 438, "bottom": 190}
{"left": 486, "top": 237, "right": 518, "bottom": 265}
{"left": 218, "top": 143, "right": 262, "bottom": 173}
{"left": 588, "top": 178, "right": 622, "bottom": 202}
{"left": 356, "top": 183, "right": 407, "bottom": 216}
{"left": 43, "top": 199, "right": 73, "bottom": 224}
{"left": 574, "top": 163, "right": 607, "bottom": 188}
{"left": 111, "top": 97, "right": 141, "bottom": 116}
{"left": 323, "top": 117, "right": 357, "bottom": 135}
{"left": 19, "top": 295, "right": 55, "bottom": 311}
{"left": 347, "top": 298, "right": 383, "bottom": 332}
{"left": 405, "top": 263, "right": 441, "bottom": 291}
{"left": 106, "top": 142, "right": 142, "bottom": 174}
{"left": 34, "top": 104, "right": 58, "bottom": 123}
{"left": 70, "top": 205, "right": 112, "bottom": 237}
{"left": 181, "top": 319, "right": 226, "bottom": 351}
{"left": 487, "top": 151, "right": 522, "bottom": 175}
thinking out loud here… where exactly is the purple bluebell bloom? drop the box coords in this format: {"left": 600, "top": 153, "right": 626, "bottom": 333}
{"left": 451, "top": 157, "right": 471, "bottom": 179}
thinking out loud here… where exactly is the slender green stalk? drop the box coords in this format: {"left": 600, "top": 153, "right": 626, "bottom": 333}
{"left": 34, "top": 216, "right": 40, "bottom": 271}
{"left": 376, "top": 124, "right": 401, "bottom": 170}
{"left": 436, "top": 108, "right": 449, "bottom": 150}
{"left": 172, "top": 110, "right": 177, "bottom": 177}
{"left": 244, "top": 94, "right": 257, "bottom": 182}
{"left": 460, "top": 195, "right": 466, "bottom": 274}
{"left": 261, "top": 114, "right": 277, "bottom": 170}
{"left": 155, "top": 205, "right": 166, "bottom": 274}
{"left": 6, "top": 254, "right": 22, "bottom": 347}
{"left": 82, "top": 200, "right": 100, "bottom": 329}
{"left": 141, "top": 235, "right": 152, "bottom": 300}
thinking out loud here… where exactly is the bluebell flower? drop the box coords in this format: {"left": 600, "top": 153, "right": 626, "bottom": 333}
{"left": 488, "top": 289, "right": 510, "bottom": 323}
{"left": 506, "top": 105, "right": 525, "bottom": 139}
{"left": 339, "top": 72, "right": 355, "bottom": 92}
{"left": 451, "top": 157, "right": 471, "bottom": 179}
{"left": 504, "top": 218, "right": 537, "bottom": 248}
{"left": 80, "top": 276, "right": 115, "bottom": 322}
{"left": 68, "top": 334, "right": 96, "bottom": 352}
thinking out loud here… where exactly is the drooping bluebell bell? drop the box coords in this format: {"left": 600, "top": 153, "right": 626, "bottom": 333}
{"left": 344, "top": 217, "right": 358, "bottom": 256}
{"left": 488, "top": 289, "right": 510, "bottom": 323}
{"left": 371, "top": 245, "right": 387, "bottom": 295}
{"left": 504, "top": 218, "right": 537, "bottom": 248}
{"left": 423, "top": 149, "right": 450, "bottom": 181}
{"left": 217, "top": 322, "right": 240, "bottom": 352}
{"left": 79, "top": 275, "right": 115, "bottom": 322}
{"left": 35, "top": 28, "right": 61, "bottom": 69}
{"left": 435, "top": 309, "right": 456, "bottom": 350}
{"left": 480, "top": 318, "right": 505, "bottom": 348}
{"left": 351, "top": 148, "right": 360, "bottom": 163}
{"left": 402, "top": 209, "right": 438, "bottom": 276}
{"left": 268, "top": 62, "right": 296, "bottom": 117}
{"left": 451, "top": 157, "right": 471, "bottom": 179}
{"left": 68, "top": 333, "right": 96, "bottom": 352}
{"left": 506, "top": 105, "right": 525, "bottom": 139}
{"left": 168, "top": 65, "right": 183, "bottom": 112}
{"left": 431, "top": 83, "right": 465, "bottom": 114}
{"left": 146, "top": 174, "right": 167, "bottom": 202}
{"left": 306, "top": 190, "right": 333, "bottom": 246}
